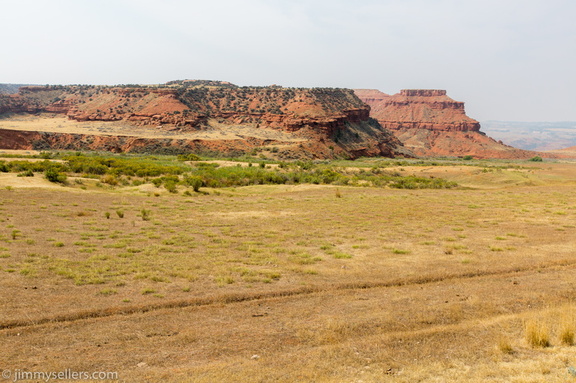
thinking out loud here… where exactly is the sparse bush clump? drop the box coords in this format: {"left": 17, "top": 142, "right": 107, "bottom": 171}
{"left": 164, "top": 180, "right": 178, "bottom": 193}
{"left": 101, "top": 175, "right": 119, "bottom": 186}
{"left": 141, "top": 209, "right": 151, "bottom": 221}
{"left": 45, "top": 168, "right": 67, "bottom": 184}
{"left": 17, "top": 170, "right": 34, "bottom": 177}
{"left": 183, "top": 175, "right": 203, "bottom": 192}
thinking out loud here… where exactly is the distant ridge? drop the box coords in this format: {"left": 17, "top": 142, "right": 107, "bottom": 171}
{"left": 0, "top": 84, "right": 33, "bottom": 95}
{"left": 480, "top": 121, "right": 576, "bottom": 151}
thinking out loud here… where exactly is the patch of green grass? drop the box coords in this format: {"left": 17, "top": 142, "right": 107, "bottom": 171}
{"left": 288, "top": 252, "right": 322, "bottom": 265}
{"left": 332, "top": 252, "right": 353, "bottom": 259}
{"left": 150, "top": 275, "right": 170, "bottom": 283}
{"left": 19, "top": 267, "right": 35, "bottom": 276}
{"left": 215, "top": 276, "right": 235, "bottom": 286}
{"left": 98, "top": 288, "right": 118, "bottom": 296}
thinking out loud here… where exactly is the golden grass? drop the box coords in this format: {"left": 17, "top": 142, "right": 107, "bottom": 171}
{"left": 525, "top": 319, "right": 551, "bottom": 348}
{"left": 0, "top": 113, "right": 306, "bottom": 142}
{"left": 1, "top": 159, "right": 576, "bottom": 381}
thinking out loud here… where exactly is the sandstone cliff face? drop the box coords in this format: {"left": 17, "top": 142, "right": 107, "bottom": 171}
{"left": 355, "top": 89, "right": 480, "bottom": 132}
{"left": 355, "top": 89, "right": 541, "bottom": 159}
{"left": 0, "top": 83, "right": 409, "bottom": 159}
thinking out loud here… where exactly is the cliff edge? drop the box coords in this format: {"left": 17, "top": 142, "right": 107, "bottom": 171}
{"left": 355, "top": 89, "right": 543, "bottom": 159}
{"left": 0, "top": 82, "right": 409, "bottom": 159}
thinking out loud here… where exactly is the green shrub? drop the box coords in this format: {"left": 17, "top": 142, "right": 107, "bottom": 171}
{"left": 101, "top": 175, "right": 119, "bottom": 185}
{"left": 164, "top": 180, "right": 178, "bottom": 193}
{"left": 183, "top": 175, "right": 203, "bottom": 192}
{"left": 17, "top": 170, "right": 34, "bottom": 177}
{"left": 529, "top": 156, "right": 543, "bottom": 162}
{"left": 45, "top": 168, "right": 67, "bottom": 183}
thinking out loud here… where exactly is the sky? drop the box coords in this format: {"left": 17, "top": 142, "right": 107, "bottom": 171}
{"left": 1, "top": 0, "right": 575, "bottom": 122}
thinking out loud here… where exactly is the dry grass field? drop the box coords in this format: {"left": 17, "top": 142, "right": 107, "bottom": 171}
{"left": 1, "top": 156, "right": 576, "bottom": 382}
{"left": 0, "top": 114, "right": 305, "bottom": 142}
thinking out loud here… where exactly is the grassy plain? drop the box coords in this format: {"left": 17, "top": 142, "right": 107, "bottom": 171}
{"left": 1, "top": 154, "right": 576, "bottom": 382}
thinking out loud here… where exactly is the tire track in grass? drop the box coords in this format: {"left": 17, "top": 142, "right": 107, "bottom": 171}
{"left": 2, "top": 258, "right": 576, "bottom": 331}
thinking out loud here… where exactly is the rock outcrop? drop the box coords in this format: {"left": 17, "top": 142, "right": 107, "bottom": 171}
{"left": 0, "top": 83, "right": 409, "bottom": 159}
{"left": 355, "top": 89, "right": 542, "bottom": 159}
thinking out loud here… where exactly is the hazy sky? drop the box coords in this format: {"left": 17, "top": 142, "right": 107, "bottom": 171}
{"left": 1, "top": 0, "right": 575, "bottom": 121}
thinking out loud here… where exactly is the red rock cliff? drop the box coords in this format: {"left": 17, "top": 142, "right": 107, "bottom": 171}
{"left": 354, "top": 88, "right": 549, "bottom": 159}
{"left": 0, "top": 83, "right": 410, "bottom": 159}
{"left": 355, "top": 89, "right": 481, "bottom": 132}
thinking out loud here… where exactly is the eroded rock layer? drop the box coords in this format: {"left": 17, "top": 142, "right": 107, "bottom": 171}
{"left": 355, "top": 89, "right": 543, "bottom": 159}
{"left": 0, "top": 82, "right": 409, "bottom": 159}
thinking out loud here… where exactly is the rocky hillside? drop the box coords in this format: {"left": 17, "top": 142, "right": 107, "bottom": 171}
{"left": 0, "top": 82, "right": 409, "bottom": 159}
{"left": 355, "top": 89, "right": 542, "bottom": 159}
